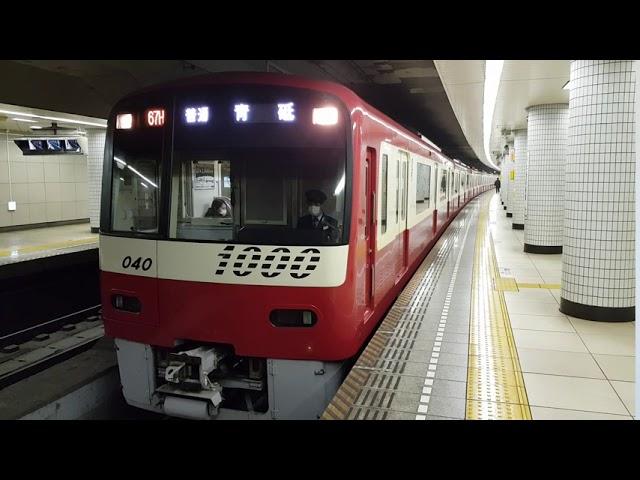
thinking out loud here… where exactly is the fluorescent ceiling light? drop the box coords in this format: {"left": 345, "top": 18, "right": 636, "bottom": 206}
{"left": 12, "top": 117, "right": 37, "bottom": 123}
{"left": 483, "top": 60, "right": 504, "bottom": 171}
{"left": 0, "top": 109, "right": 106, "bottom": 128}
{"left": 30, "top": 126, "right": 43, "bottom": 130}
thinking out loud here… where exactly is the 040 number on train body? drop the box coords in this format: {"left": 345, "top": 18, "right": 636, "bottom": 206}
{"left": 122, "top": 256, "right": 153, "bottom": 271}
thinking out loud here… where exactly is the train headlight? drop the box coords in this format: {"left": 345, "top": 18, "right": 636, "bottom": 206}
{"left": 112, "top": 294, "right": 141, "bottom": 313}
{"left": 116, "top": 113, "right": 133, "bottom": 130}
{"left": 270, "top": 310, "right": 317, "bottom": 328}
{"left": 312, "top": 107, "right": 338, "bottom": 126}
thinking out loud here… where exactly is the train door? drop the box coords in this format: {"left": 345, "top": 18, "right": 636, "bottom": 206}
{"left": 398, "top": 151, "right": 409, "bottom": 273}
{"left": 365, "top": 147, "right": 375, "bottom": 310}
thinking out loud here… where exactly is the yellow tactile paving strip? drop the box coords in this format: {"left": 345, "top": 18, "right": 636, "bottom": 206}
{"left": 517, "top": 283, "right": 561, "bottom": 290}
{"left": 494, "top": 281, "right": 561, "bottom": 291}
{"left": 465, "top": 198, "right": 532, "bottom": 420}
{"left": 0, "top": 237, "right": 98, "bottom": 258}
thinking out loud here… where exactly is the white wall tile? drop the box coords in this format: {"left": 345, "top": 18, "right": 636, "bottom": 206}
{"left": 61, "top": 201, "right": 76, "bottom": 220}
{"left": 0, "top": 184, "right": 10, "bottom": 203}
{"left": 74, "top": 161, "right": 87, "bottom": 182}
{"left": 46, "top": 202, "right": 62, "bottom": 222}
{"left": 60, "top": 183, "right": 76, "bottom": 202}
{"left": 43, "top": 162, "right": 60, "bottom": 182}
{"left": 28, "top": 203, "right": 47, "bottom": 223}
{"left": 25, "top": 156, "right": 43, "bottom": 165}
{"left": 12, "top": 183, "right": 29, "bottom": 204}
{"left": 27, "top": 163, "right": 44, "bottom": 183}
{"left": 27, "top": 183, "right": 46, "bottom": 203}
{"left": 76, "top": 200, "right": 88, "bottom": 218}
{"left": 0, "top": 206, "right": 10, "bottom": 227}
{"left": 0, "top": 161, "right": 9, "bottom": 183}
{"left": 60, "top": 163, "right": 75, "bottom": 182}
{"left": 45, "top": 183, "right": 62, "bottom": 202}
{"left": 75, "top": 182, "right": 88, "bottom": 201}
{"left": 9, "top": 162, "right": 27, "bottom": 183}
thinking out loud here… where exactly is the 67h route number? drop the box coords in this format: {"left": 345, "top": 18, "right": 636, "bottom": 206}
{"left": 122, "top": 256, "right": 153, "bottom": 271}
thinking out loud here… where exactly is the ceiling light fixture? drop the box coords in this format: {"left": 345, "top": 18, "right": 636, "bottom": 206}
{"left": 0, "top": 109, "right": 106, "bottom": 128}
{"left": 483, "top": 60, "right": 504, "bottom": 171}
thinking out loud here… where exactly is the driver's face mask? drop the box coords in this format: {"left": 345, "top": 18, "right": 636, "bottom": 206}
{"left": 308, "top": 205, "right": 321, "bottom": 217}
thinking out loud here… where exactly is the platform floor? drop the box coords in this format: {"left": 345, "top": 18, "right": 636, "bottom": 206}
{"left": 492, "top": 194, "right": 635, "bottom": 420}
{"left": 324, "top": 191, "right": 635, "bottom": 420}
{"left": 0, "top": 223, "right": 97, "bottom": 266}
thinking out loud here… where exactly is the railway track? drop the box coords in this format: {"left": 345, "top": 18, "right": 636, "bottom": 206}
{"left": 0, "top": 305, "right": 104, "bottom": 389}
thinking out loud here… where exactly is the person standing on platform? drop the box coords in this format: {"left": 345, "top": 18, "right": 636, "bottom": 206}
{"left": 494, "top": 177, "right": 501, "bottom": 193}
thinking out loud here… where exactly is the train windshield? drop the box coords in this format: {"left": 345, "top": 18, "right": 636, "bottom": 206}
{"left": 107, "top": 85, "right": 350, "bottom": 245}
{"left": 172, "top": 147, "right": 346, "bottom": 245}
{"left": 110, "top": 125, "right": 165, "bottom": 234}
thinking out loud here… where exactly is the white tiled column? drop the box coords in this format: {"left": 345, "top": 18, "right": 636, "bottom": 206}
{"left": 524, "top": 104, "right": 569, "bottom": 254}
{"left": 512, "top": 130, "right": 527, "bottom": 229}
{"left": 86, "top": 129, "right": 106, "bottom": 232}
{"left": 560, "top": 60, "right": 635, "bottom": 322}
{"left": 635, "top": 59, "right": 640, "bottom": 418}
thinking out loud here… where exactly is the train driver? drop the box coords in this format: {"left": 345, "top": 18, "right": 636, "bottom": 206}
{"left": 297, "top": 189, "right": 339, "bottom": 243}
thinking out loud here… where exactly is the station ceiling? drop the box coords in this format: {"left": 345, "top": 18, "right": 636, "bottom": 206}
{"left": 0, "top": 60, "right": 495, "bottom": 173}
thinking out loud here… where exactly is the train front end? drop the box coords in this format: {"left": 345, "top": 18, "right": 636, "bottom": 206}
{"left": 99, "top": 78, "right": 357, "bottom": 419}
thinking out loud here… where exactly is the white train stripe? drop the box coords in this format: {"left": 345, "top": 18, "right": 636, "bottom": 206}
{"left": 100, "top": 235, "right": 349, "bottom": 288}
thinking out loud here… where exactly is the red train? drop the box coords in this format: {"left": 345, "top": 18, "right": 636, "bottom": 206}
{"left": 99, "top": 72, "right": 492, "bottom": 419}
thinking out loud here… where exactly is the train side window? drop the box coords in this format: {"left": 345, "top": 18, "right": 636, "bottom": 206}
{"left": 395, "top": 155, "right": 399, "bottom": 224}
{"left": 415, "top": 163, "right": 431, "bottom": 214}
{"left": 381, "top": 153, "right": 388, "bottom": 234}
{"left": 439, "top": 169, "right": 447, "bottom": 202}
{"left": 399, "top": 153, "right": 407, "bottom": 222}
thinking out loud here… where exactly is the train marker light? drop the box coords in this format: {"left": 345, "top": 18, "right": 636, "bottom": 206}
{"left": 277, "top": 102, "right": 295, "bottom": 122}
{"left": 116, "top": 113, "right": 133, "bottom": 130}
{"left": 185, "top": 106, "right": 209, "bottom": 124}
{"left": 234, "top": 104, "right": 250, "bottom": 122}
{"left": 312, "top": 107, "right": 338, "bottom": 125}
{"left": 145, "top": 108, "right": 165, "bottom": 127}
